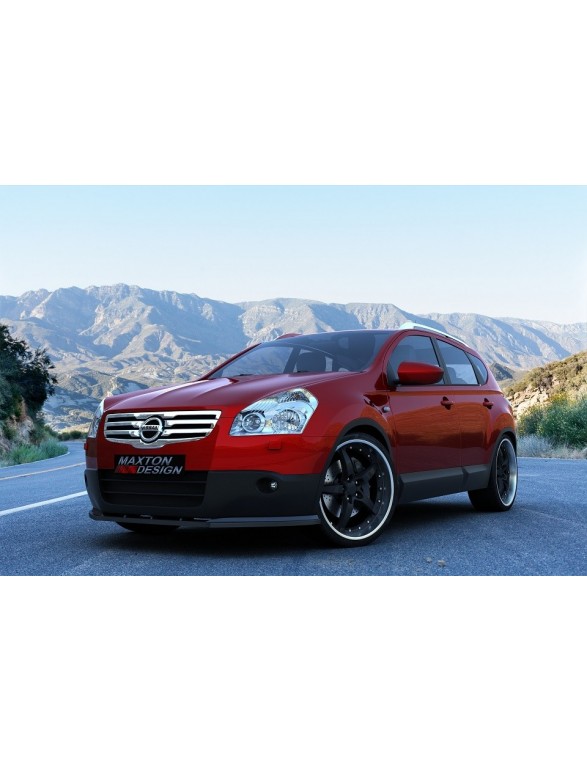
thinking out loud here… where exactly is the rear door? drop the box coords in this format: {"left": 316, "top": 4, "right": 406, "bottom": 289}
{"left": 434, "top": 339, "right": 492, "bottom": 467}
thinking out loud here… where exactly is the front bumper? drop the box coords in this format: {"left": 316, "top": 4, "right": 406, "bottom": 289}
{"left": 85, "top": 468, "right": 322, "bottom": 528}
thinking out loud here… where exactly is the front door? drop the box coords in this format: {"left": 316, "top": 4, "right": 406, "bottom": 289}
{"left": 385, "top": 334, "right": 462, "bottom": 475}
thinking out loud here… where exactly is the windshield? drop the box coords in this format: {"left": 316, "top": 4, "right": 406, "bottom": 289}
{"left": 209, "top": 331, "right": 393, "bottom": 379}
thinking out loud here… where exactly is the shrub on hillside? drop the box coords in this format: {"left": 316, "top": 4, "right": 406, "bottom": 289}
{"left": 0, "top": 326, "right": 63, "bottom": 465}
{"left": 508, "top": 351, "right": 587, "bottom": 397}
{"left": 0, "top": 324, "right": 57, "bottom": 421}
{"left": 59, "top": 429, "right": 86, "bottom": 441}
{"left": 0, "top": 364, "right": 21, "bottom": 420}
{"left": 0, "top": 438, "right": 67, "bottom": 466}
{"left": 518, "top": 395, "right": 587, "bottom": 448}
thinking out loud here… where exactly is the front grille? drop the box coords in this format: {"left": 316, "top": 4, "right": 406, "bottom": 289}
{"left": 104, "top": 410, "right": 221, "bottom": 448}
{"left": 98, "top": 470, "right": 208, "bottom": 509}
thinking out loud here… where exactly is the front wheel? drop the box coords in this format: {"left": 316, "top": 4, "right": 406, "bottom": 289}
{"left": 469, "top": 436, "right": 518, "bottom": 512}
{"left": 318, "top": 435, "right": 396, "bottom": 547}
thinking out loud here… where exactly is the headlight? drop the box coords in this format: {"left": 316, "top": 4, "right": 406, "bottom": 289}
{"left": 87, "top": 399, "right": 105, "bottom": 438}
{"left": 230, "top": 388, "right": 318, "bottom": 436}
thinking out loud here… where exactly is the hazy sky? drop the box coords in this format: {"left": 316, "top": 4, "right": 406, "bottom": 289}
{"left": 0, "top": 186, "right": 585, "bottom": 323}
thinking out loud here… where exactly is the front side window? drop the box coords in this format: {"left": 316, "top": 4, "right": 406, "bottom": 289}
{"left": 388, "top": 335, "right": 443, "bottom": 382}
{"left": 437, "top": 341, "right": 478, "bottom": 385}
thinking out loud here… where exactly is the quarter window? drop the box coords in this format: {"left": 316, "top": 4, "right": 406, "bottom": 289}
{"left": 437, "top": 341, "right": 478, "bottom": 385}
{"left": 467, "top": 353, "right": 489, "bottom": 385}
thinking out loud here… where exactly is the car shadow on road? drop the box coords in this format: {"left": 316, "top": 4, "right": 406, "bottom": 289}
{"left": 95, "top": 522, "right": 323, "bottom": 557}
{"left": 392, "top": 498, "right": 475, "bottom": 529}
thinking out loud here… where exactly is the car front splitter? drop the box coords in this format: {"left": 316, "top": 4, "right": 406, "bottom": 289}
{"left": 89, "top": 508, "right": 320, "bottom": 529}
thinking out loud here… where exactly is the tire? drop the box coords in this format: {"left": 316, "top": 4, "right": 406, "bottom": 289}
{"left": 116, "top": 522, "right": 179, "bottom": 535}
{"left": 468, "top": 436, "right": 518, "bottom": 512}
{"left": 318, "top": 434, "right": 396, "bottom": 547}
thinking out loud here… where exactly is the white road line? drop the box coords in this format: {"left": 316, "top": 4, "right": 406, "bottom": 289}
{"left": 0, "top": 492, "right": 87, "bottom": 518}
{"left": 0, "top": 463, "right": 84, "bottom": 481}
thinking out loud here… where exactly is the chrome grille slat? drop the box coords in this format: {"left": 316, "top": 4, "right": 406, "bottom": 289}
{"left": 104, "top": 410, "right": 221, "bottom": 449}
{"left": 160, "top": 428, "right": 215, "bottom": 435}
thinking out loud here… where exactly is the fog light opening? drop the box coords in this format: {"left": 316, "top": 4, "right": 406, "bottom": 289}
{"left": 257, "top": 478, "right": 280, "bottom": 494}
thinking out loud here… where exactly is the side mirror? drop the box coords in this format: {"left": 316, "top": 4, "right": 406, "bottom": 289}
{"left": 395, "top": 361, "right": 444, "bottom": 386}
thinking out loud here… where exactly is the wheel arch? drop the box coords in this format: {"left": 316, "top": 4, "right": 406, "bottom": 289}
{"left": 499, "top": 427, "right": 517, "bottom": 452}
{"left": 336, "top": 418, "right": 393, "bottom": 457}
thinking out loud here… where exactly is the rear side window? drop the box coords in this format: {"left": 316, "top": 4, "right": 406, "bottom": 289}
{"left": 436, "top": 341, "right": 478, "bottom": 385}
{"left": 467, "top": 353, "right": 489, "bottom": 384}
{"left": 388, "top": 336, "right": 443, "bottom": 382}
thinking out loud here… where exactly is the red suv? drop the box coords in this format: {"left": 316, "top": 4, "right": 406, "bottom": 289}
{"left": 85, "top": 323, "right": 518, "bottom": 546}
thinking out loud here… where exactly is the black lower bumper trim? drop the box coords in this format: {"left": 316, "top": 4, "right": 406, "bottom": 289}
{"left": 86, "top": 468, "right": 322, "bottom": 524}
{"left": 89, "top": 508, "right": 320, "bottom": 529}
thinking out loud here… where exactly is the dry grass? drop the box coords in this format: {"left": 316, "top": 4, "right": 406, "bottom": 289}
{"left": 517, "top": 434, "right": 587, "bottom": 460}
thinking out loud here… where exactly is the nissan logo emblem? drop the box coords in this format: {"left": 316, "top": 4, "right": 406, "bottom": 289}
{"left": 139, "top": 416, "right": 165, "bottom": 444}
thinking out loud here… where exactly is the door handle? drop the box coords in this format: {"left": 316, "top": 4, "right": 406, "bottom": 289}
{"left": 483, "top": 398, "right": 494, "bottom": 409}
{"left": 441, "top": 397, "right": 454, "bottom": 409}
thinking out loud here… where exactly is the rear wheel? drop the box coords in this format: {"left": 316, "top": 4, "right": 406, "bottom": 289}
{"left": 318, "top": 435, "right": 396, "bottom": 547}
{"left": 469, "top": 436, "right": 518, "bottom": 512}
{"left": 117, "top": 522, "right": 179, "bottom": 535}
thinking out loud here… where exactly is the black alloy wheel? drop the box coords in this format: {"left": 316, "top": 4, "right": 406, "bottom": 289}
{"left": 318, "top": 434, "right": 395, "bottom": 547}
{"left": 469, "top": 436, "right": 518, "bottom": 512}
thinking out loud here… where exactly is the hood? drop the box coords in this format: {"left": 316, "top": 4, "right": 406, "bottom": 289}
{"left": 105, "top": 372, "right": 358, "bottom": 416}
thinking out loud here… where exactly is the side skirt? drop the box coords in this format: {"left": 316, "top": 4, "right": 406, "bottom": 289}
{"left": 398, "top": 464, "right": 491, "bottom": 503}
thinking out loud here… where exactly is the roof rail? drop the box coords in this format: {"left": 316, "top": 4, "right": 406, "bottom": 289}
{"left": 398, "top": 321, "right": 464, "bottom": 345}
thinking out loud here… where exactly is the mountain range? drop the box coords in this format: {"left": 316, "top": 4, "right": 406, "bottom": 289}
{"left": 1, "top": 284, "right": 585, "bottom": 429}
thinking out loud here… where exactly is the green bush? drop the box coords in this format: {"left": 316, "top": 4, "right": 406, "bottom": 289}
{"left": 517, "top": 405, "right": 544, "bottom": 437}
{"left": 0, "top": 372, "right": 21, "bottom": 421}
{"left": 0, "top": 438, "right": 67, "bottom": 466}
{"left": 59, "top": 429, "right": 86, "bottom": 441}
{"left": 2, "top": 421, "right": 15, "bottom": 441}
{"left": 518, "top": 395, "right": 587, "bottom": 448}
{"left": 0, "top": 324, "right": 57, "bottom": 419}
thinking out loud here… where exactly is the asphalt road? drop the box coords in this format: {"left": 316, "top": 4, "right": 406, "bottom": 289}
{"left": 0, "top": 443, "right": 585, "bottom": 575}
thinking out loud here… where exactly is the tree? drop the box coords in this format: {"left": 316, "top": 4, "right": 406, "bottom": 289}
{"left": 0, "top": 324, "right": 57, "bottom": 420}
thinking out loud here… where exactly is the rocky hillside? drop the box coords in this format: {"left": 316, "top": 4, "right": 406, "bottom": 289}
{"left": 0, "top": 403, "right": 36, "bottom": 457}
{"left": 506, "top": 351, "right": 587, "bottom": 418}
{"left": 1, "top": 285, "right": 585, "bottom": 429}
